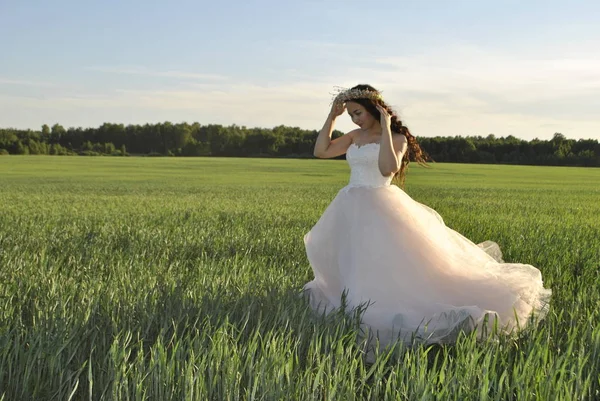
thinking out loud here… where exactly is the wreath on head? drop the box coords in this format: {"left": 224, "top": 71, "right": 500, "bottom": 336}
{"left": 331, "top": 86, "right": 384, "bottom": 104}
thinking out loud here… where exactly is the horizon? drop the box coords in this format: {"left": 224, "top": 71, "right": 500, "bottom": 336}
{"left": 2, "top": 1, "right": 599, "bottom": 141}
{"left": 1, "top": 120, "right": 595, "bottom": 143}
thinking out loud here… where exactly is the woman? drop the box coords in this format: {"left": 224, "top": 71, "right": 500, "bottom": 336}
{"left": 303, "top": 84, "right": 551, "bottom": 348}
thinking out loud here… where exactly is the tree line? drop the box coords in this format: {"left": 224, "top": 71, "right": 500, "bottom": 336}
{"left": 0, "top": 122, "right": 599, "bottom": 167}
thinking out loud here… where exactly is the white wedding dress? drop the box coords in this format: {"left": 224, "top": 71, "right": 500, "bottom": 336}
{"left": 303, "top": 142, "right": 551, "bottom": 347}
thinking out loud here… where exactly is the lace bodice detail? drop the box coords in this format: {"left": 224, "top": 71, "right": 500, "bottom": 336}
{"left": 345, "top": 142, "right": 392, "bottom": 188}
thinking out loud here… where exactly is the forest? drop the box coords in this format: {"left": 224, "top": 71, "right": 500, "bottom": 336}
{"left": 1, "top": 122, "right": 599, "bottom": 166}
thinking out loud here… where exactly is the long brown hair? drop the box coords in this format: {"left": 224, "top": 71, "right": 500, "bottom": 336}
{"left": 348, "top": 84, "right": 430, "bottom": 187}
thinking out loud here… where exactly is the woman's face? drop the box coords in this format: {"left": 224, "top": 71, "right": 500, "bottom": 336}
{"left": 346, "top": 101, "right": 377, "bottom": 130}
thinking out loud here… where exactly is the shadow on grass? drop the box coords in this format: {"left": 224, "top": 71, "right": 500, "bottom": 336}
{"left": 2, "top": 280, "right": 553, "bottom": 400}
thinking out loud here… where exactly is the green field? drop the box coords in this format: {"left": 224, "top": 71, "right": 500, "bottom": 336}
{"left": 1, "top": 155, "right": 599, "bottom": 400}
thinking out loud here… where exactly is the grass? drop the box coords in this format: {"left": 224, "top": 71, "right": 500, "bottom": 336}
{"left": 0, "top": 155, "right": 599, "bottom": 400}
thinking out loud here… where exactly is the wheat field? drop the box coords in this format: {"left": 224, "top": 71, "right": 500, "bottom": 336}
{"left": 1, "top": 155, "right": 599, "bottom": 400}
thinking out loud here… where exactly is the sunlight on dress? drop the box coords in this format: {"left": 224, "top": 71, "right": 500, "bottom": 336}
{"left": 303, "top": 142, "right": 551, "bottom": 350}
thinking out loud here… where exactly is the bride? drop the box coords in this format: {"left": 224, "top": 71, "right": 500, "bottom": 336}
{"left": 303, "top": 84, "right": 551, "bottom": 348}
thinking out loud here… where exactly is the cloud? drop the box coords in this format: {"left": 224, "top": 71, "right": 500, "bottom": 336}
{"left": 110, "top": 82, "right": 335, "bottom": 127}
{"left": 86, "top": 66, "right": 228, "bottom": 81}
{"left": 2, "top": 43, "right": 600, "bottom": 140}
{"left": 375, "top": 43, "right": 600, "bottom": 102}
{"left": 0, "top": 81, "right": 334, "bottom": 129}
{"left": 319, "top": 43, "right": 600, "bottom": 138}
{"left": 0, "top": 78, "right": 55, "bottom": 87}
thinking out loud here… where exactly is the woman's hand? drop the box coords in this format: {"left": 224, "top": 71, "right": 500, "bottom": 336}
{"left": 329, "top": 101, "right": 346, "bottom": 118}
{"left": 376, "top": 104, "right": 392, "bottom": 129}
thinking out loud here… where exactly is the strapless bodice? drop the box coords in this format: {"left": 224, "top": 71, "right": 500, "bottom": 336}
{"left": 345, "top": 142, "right": 392, "bottom": 188}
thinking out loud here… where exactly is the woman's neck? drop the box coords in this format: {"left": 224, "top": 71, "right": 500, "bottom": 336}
{"left": 362, "top": 122, "right": 382, "bottom": 136}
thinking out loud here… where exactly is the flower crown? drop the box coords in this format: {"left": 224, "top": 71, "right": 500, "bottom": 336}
{"left": 331, "top": 86, "right": 383, "bottom": 104}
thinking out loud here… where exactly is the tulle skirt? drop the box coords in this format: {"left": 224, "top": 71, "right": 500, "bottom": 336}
{"left": 303, "top": 185, "right": 551, "bottom": 347}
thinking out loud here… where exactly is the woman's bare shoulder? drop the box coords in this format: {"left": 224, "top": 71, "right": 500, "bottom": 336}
{"left": 392, "top": 133, "right": 407, "bottom": 143}
{"left": 347, "top": 129, "right": 361, "bottom": 140}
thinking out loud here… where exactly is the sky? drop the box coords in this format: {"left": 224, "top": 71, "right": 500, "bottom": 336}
{"left": 1, "top": 0, "right": 599, "bottom": 140}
